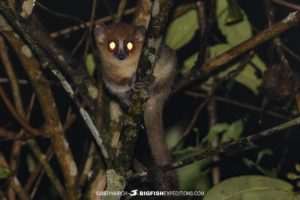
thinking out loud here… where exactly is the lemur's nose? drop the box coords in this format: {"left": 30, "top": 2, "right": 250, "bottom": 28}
{"left": 117, "top": 53, "right": 125, "bottom": 60}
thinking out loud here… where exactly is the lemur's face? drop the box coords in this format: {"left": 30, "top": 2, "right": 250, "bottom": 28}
{"left": 94, "top": 23, "right": 145, "bottom": 62}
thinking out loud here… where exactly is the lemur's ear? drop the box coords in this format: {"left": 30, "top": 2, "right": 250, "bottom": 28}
{"left": 135, "top": 26, "right": 146, "bottom": 42}
{"left": 94, "top": 23, "right": 106, "bottom": 43}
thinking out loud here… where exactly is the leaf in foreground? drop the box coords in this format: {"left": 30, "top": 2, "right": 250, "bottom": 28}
{"left": 204, "top": 175, "right": 300, "bottom": 200}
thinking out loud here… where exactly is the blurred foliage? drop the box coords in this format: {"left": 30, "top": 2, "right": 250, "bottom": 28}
{"left": 204, "top": 175, "right": 300, "bottom": 200}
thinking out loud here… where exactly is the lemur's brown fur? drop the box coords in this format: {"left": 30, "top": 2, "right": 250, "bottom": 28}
{"left": 94, "top": 23, "right": 177, "bottom": 190}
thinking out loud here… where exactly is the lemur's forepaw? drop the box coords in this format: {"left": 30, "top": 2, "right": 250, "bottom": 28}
{"left": 131, "top": 73, "right": 155, "bottom": 92}
{"left": 130, "top": 73, "right": 142, "bottom": 92}
{"left": 129, "top": 73, "right": 156, "bottom": 100}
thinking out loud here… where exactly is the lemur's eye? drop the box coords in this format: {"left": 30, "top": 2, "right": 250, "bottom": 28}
{"left": 126, "top": 42, "right": 134, "bottom": 51}
{"left": 108, "top": 41, "right": 116, "bottom": 51}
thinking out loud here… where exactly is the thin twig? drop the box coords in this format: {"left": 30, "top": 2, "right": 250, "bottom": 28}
{"left": 0, "top": 78, "right": 28, "bottom": 84}
{"left": 114, "top": 0, "right": 127, "bottom": 23}
{"left": 195, "top": 0, "right": 216, "bottom": 69}
{"left": 283, "top": 44, "right": 300, "bottom": 62}
{"left": 0, "top": 85, "right": 45, "bottom": 136}
{"left": 0, "top": 35, "right": 26, "bottom": 199}
{"left": 173, "top": 97, "right": 210, "bottom": 150}
{"left": 0, "top": 154, "right": 30, "bottom": 200}
{"left": 166, "top": 116, "right": 300, "bottom": 171}
{"left": 26, "top": 140, "right": 66, "bottom": 199}
{"left": 50, "top": 7, "right": 136, "bottom": 38}
{"left": 0, "top": 127, "right": 15, "bottom": 138}
{"left": 83, "top": 0, "right": 97, "bottom": 59}
{"left": 36, "top": 2, "right": 84, "bottom": 24}
{"left": 185, "top": 91, "right": 288, "bottom": 120}
{"left": 272, "top": 0, "right": 300, "bottom": 10}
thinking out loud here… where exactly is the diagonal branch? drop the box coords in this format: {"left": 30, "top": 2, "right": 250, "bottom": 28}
{"left": 166, "top": 116, "right": 300, "bottom": 171}
{"left": 175, "top": 10, "right": 300, "bottom": 91}
{"left": 115, "top": 0, "right": 174, "bottom": 171}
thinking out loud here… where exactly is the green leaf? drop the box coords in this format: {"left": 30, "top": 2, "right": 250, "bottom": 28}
{"left": 287, "top": 173, "right": 300, "bottom": 180}
{"left": 0, "top": 166, "right": 10, "bottom": 179}
{"left": 233, "top": 55, "right": 265, "bottom": 94}
{"left": 225, "top": 0, "right": 243, "bottom": 25}
{"left": 202, "top": 123, "right": 229, "bottom": 144}
{"left": 212, "top": 0, "right": 266, "bottom": 94}
{"left": 165, "top": 10, "right": 199, "bottom": 50}
{"left": 182, "top": 52, "right": 198, "bottom": 75}
{"left": 210, "top": 44, "right": 265, "bottom": 94}
{"left": 175, "top": 146, "right": 210, "bottom": 191}
{"left": 204, "top": 175, "right": 299, "bottom": 200}
{"left": 296, "top": 164, "right": 300, "bottom": 172}
{"left": 243, "top": 157, "right": 277, "bottom": 177}
{"left": 256, "top": 149, "right": 273, "bottom": 164}
{"left": 221, "top": 119, "right": 243, "bottom": 142}
{"left": 26, "top": 154, "right": 36, "bottom": 173}
{"left": 243, "top": 157, "right": 257, "bottom": 168}
{"left": 217, "top": 0, "right": 251, "bottom": 45}
{"left": 86, "top": 54, "right": 96, "bottom": 76}
{"left": 166, "top": 126, "right": 184, "bottom": 149}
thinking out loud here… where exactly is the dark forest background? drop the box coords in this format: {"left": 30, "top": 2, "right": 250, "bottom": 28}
{"left": 1, "top": 0, "right": 300, "bottom": 199}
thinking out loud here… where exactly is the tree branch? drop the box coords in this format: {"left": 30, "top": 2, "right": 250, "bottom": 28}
{"left": 166, "top": 116, "right": 300, "bottom": 171}
{"left": 115, "top": 0, "right": 174, "bottom": 172}
{"left": 175, "top": 10, "right": 300, "bottom": 91}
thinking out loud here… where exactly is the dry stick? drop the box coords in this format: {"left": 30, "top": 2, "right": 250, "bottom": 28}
{"left": 252, "top": 24, "right": 300, "bottom": 65}
{"left": 0, "top": 36, "right": 25, "bottom": 115}
{"left": 205, "top": 79, "right": 220, "bottom": 185}
{"left": 36, "top": 2, "right": 84, "bottom": 24}
{"left": 272, "top": 0, "right": 300, "bottom": 10}
{"left": 0, "top": 154, "right": 30, "bottom": 200}
{"left": 50, "top": 7, "right": 136, "bottom": 38}
{"left": 0, "top": 127, "right": 15, "bottom": 138}
{"left": 166, "top": 116, "right": 300, "bottom": 171}
{"left": 195, "top": 0, "right": 216, "bottom": 69}
{"left": 185, "top": 91, "right": 288, "bottom": 120}
{"left": 181, "top": 98, "right": 210, "bottom": 142}
{"left": 0, "top": 44, "right": 66, "bottom": 198}
{"left": 0, "top": 16, "right": 79, "bottom": 200}
{"left": 0, "top": 85, "right": 44, "bottom": 136}
{"left": 196, "top": 0, "right": 220, "bottom": 185}
{"left": 0, "top": 78, "right": 28, "bottom": 84}
{"left": 52, "top": 2, "right": 195, "bottom": 39}
{"left": 27, "top": 141, "right": 66, "bottom": 199}
{"left": 25, "top": 102, "right": 75, "bottom": 199}
{"left": 0, "top": 35, "right": 25, "bottom": 200}
{"left": 284, "top": 44, "right": 300, "bottom": 62}
{"left": 83, "top": 0, "right": 97, "bottom": 59}
{"left": 25, "top": 94, "right": 66, "bottom": 199}
{"left": 175, "top": 10, "right": 300, "bottom": 91}
{"left": 114, "top": 0, "right": 127, "bottom": 23}
{"left": 0, "top": 2, "right": 109, "bottom": 161}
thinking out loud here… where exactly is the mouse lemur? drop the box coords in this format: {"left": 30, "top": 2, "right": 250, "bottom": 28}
{"left": 94, "top": 23, "right": 177, "bottom": 190}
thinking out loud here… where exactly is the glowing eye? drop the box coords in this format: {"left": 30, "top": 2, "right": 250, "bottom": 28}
{"left": 126, "top": 42, "right": 133, "bottom": 51}
{"left": 108, "top": 42, "right": 116, "bottom": 50}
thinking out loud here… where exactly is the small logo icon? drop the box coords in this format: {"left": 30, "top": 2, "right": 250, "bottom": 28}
{"left": 129, "top": 189, "right": 138, "bottom": 196}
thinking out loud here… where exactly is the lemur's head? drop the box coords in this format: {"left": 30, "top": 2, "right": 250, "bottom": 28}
{"left": 94, "top": 23, "right": 146, "bottom": 62}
